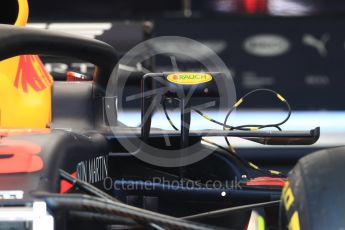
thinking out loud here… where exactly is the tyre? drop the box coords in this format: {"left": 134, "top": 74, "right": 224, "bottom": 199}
{"left": 280, "top": 147, "right": 345, "bottom": 230}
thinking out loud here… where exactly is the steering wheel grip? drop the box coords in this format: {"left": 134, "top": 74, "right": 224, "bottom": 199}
{"left": 0, "top": 24, "right": 118, "bottom": 88}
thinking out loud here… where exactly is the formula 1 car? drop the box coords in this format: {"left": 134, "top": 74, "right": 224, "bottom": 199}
{"left": 0, "top": 1, "right": 335, "bottom": 230}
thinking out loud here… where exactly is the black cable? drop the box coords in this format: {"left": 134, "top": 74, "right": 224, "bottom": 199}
{"left": 163, "top": 101, "right": 285, "bottom": 177}
{"left": 224, "top": 90, "right": 290, "bottom": 177}
{"left": 36, "top": 193, "right": 226, "bottom": 230}
{"left": 223, "top": 88, "right": 291, "bottom": 148}
{"left": 162, "top": 89, "right": 289, "bottom": 178}
{"left": 162, "top": 97, "right": 179, "bottom": 131}
{"left": 60, "top": 170, "right": 166, "bottom": 230}
{"left": 163, "top": 88, "right": 291, "bottom": 132}
{"left": 59, "top": 169, "right": 119, "bottom": 202}
{"left": 201, "top": 138, "right": 286, "bottom": 177}
{"left": 69, "top": 211, "right": 138, "bottom": 226}
{"left": 182, "top": 200, "right": 280, "bottom": 220}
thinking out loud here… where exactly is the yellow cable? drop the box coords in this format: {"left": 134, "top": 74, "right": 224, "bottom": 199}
{"left": 203, "top": 114, "right": 211, "bottom": 121}
{"left": 234, "top": 98, "right": 244, "bottom": 108}
{"left": 269, "top": 170, "right": 282, "bottom": 175}
{"left": 249, "top": 162, "right": 260, "bottom": 170}
{"left": 276, "top": 94, "right": 286, "bottom": 102}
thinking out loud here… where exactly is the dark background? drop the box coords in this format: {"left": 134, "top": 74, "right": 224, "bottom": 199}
{"left": 25, "top": 0, "right": 345, "bottom": 110}
{"left": 28, "top": 0, "right": 345, "bottom": 20}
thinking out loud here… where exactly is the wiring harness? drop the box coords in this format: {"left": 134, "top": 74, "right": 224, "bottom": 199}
{"left": 162, "top": 88, "right": 291, "bottom": 177}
